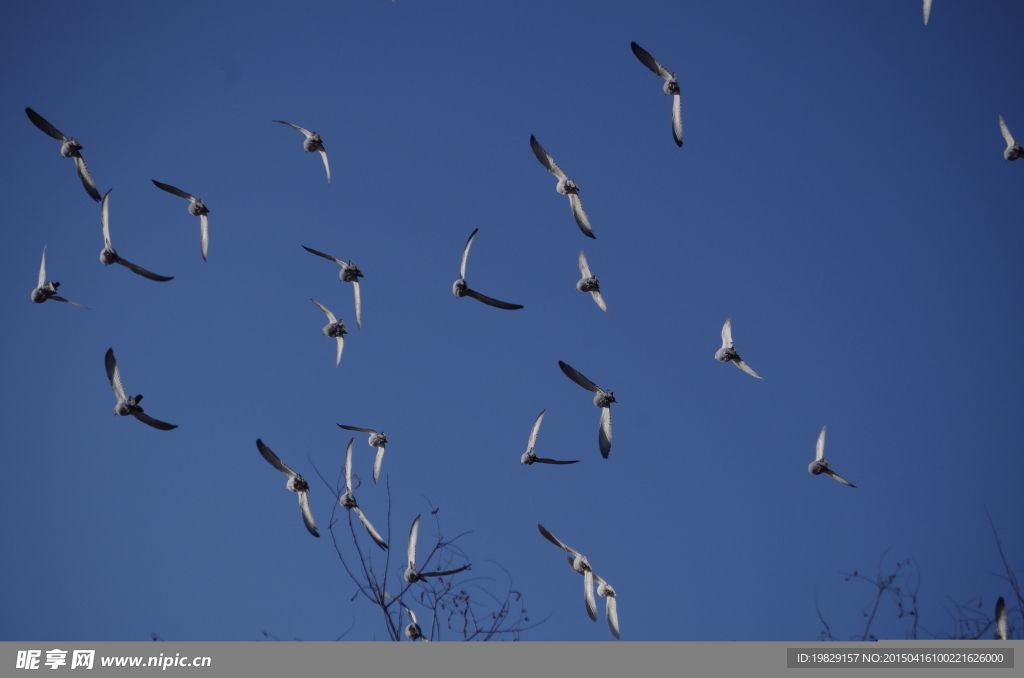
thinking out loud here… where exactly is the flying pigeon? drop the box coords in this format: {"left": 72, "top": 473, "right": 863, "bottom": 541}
{"left": 629, "top": 42, "right": 683, "bottom": 147}
{"left": 104, "top": 348, "right": 177, "bottom": 431}
{"left": 715, "top": 318, "right": 762, "bottom": 379}
{"left": 31, "top": 247, "right": 83, "bottom": 307}
{"left": 521, "top": 410, "right": 580, "bottom": 465}
{"left": 302, "top": 246, "right": 364, "bottom": 329}
{"left": 337, "top": 424, "right": 387, "bottom": 482}
{"left": 403, "top": 514, "right": 470, "bottom": 583}
{"left": 98, "top": 190, "right": 174, "bottom": 282}
{"left": 538, "top": 524, "right": 598, "bottom": 622}
{"left": 808, "top": 426, "right": 856, "bottom": 488}
{"left": 452, "top": 228, "right": 523, "bottom": 310}
{"left": 576, "top": 251, "right": 607, "bottom": 312}
{"left": 273, "top": 120, "right": 330, "bottom": 183}
{"left": 558, "top": 360, "right": 615, "bottom": 458}
{"left": 311, "top": 299, "right": 347, "bottom": 367}
{"left": 256, "top": 438, "right": 319, "bottom": 537}
{"left": 530, "top": 135, "right": 594, "bottom": 238}
{"left": 25, "top": 107, "right": 102, "bottom": 201}
{"left": 338, "top": 438, "right": 388, "bottom": 550}
{"left": 151, "top": 180, "right": 211, "bottom": 261}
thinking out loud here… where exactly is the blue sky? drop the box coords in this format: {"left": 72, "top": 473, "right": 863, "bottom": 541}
{"left": 2, "top": 0, "right": 1022, "bottom": 642}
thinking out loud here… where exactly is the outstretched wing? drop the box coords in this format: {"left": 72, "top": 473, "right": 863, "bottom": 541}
{"left": 298, "top": 491, "right": 320, "bottom": 537}
{"left": 25, "top": 107, "right": 67, "bottom": 141}
{"left": 815, "top": 426, "right": 826, "bottom": 462}
{"left": 74, "top": 156, "right": 101, "bottom": 202}
{"left": 526, "top": 410, "right": 546, "bottom": 458}
{"left": 116, "top": 258, "right": 175, "bottom": 282}
{"left": 354, "top": 506, "right": 388, "bottom": 550}
{"left": 352, "top": 280, "right": 362, "bottom": 330}
{"left": 302, "top": 245, "right": 347, "bottom": 266}
{"left": 460, "top": 228, "right": 478, "bottom": 280}
{"left": 318, "top": 148, "right": 331, "bottom": 184}
{"left": 584, "top": 568, "right": 598, "bottom": 622}
{"left": 372, "top": 445, "right": 385, "bottom": 484}
{"left": 534, "top": 457, "right": 581, "bottom": 465}
{"left": 310, "top": 299, "right": 338, "bottom": 324}
{"left": 721, "top": 318, "right": 734, "bottom": 349}
{"left": 558, "top": 360, "right": 600, "bottom": 394}
{"left": 407, "top": 515, "right": 421, "bottom": 568}
{"left": 599, "top": 407, "right": 612, "bottom": 459}
{"left": 578, "top": 251, "right": 593, "bottom": 277}
{"left": 131, "top": 410, "right": 178, "bottom": 431}
{"left": 344, "top": 437, "right": 355, "bottom": 492}
{"left": 530, "top": 135, "right": 568, "bottom": 180}
{"left": 199, "top": 214, "right": 209, "bottom": 261}
{"left": 995, "top": 597, "right": 1008, "bottom": 640}
{"left": 257, "top": 438, "right": 297, "bottom": 478}
{"left": 537, "top": 523, "right": 580, "bottom": 557}
{"left": 101, "top": 189, "right": 113, "bottom": 249}
{"left": 151, "top": 180, "right": 196, "bottom": 201}
{"left": 999, "top": 115, "right": 1016, "bottom": 147}
{"left": 464, "top": 287, "right": 524, "bottom": 310}
{"left": 38, "top": 247, "right": 47, "bottom": 289}
{"left": 338, "top": 424, "right": 375, "bottom": 434}
{"left": 590, "top": 289, "right": 608, "bottom": 312}
{"left": 824, "top": 469, "right": 856, "bottom": 488}
{"left": 733, "top": 359, "right": 762, "bottom": 379}
{"left": 923, "top": 0, "right": 932, "bottom": 25}
{"left": 569, "top": 193, "right": 594, "bottom": 239}
{"left": 104, "top": 348, "right": 127, "bottom": 401}
{"left": 604, "top": 591, "right": 620, "bottom": 639}
{"left": 272, "top": 119, "right": 312, "bottom": 136}
{"left": 630, "top": 41, "right": 673, "bottom": 80}
{"left": 671, "top": 93, "right": 683, "bottom": 147}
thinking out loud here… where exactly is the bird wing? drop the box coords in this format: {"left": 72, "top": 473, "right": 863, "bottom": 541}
{"left": 923, "top": 0, "right": 932, "bottom": 25}
{"left": 104, "top": 348, "right": 127, "bottom": 402}
{"left": 272, "top": 120, "right": 312, "bottom": 136}
{"left": 37, "top": 247, "right": 47, "bottom": 289}
{"left": 537, "top": 524, "right": 580, "bottom": 557}
{"left": 354, "top": 506, "right": 388, "bottom": 550}
{"left": 49, "top": 296, "right": 86, "bottom": 308}
{"left": 535, "top": 457, "right": 581, "bottom": 465}
{"left": 199, "top": 214, "right": 209, "bottom": 261}
{"left": 115, "top": 258, "right": 175, "bottom": 282}
{"left": 344, "top": 437, "right": 355, "bottom": 492}
{"left": 1000, "top": 115, "right": 1016, "bottom": 147}
{"left": 352, "top": 280, "right": 362, "bottom": 330}
{"left": 733, "top": 359, "right": 762, "bottom": 379}
{"left": 526, "top": 409, "right": 546, "bottom": 458}
{"left": 257, "top": 438, "right": 297, "bottom": 477}
{"left": 130, "top": 410, "right": 178, "bottom": 431}
{"left": 825, "top": 469, "right": 856, "bottom": 488}
{"left": 408, "top": 515, "right": 421, "bottom": 568}
{"left": 311, "top": 299, "right": 338, "bottom": 324}
{"left": 630, "top": 41, "right": 673, "bottom": 80}
{"left": 302, "top": 245, "right": 347, "bottom": 266}
{"left": 74, "top": 155, "right": 101, "bottom": 202}
{"left": 584, "top": 568, "right": 598, "bottom": 622}
{"left": 334, "top": 336, "right": 344, "bottom": 368}
{"left": 672, "top": 93, "right": 683, "bottom": 147}
{"left": 721, "top": 318, "right": 734, "bottom": 349}
{"left": 995, "top": 597, "right": 1008, "bottom": 640}
{"left": 605, "top": 592, "right": 620, "bottom": 639}
{"left": 298, "top": 490, "right": 320, "bottom": 537}
{"left": 460, "top": 228, "right": 478, "bottom": 280}
{"left": 569, "top": 193, "right": 594, "bottom": 239}
{"left": 373, "top": 445, "right": 385, "bottom": 484}
{"left": 530, "top": 135, "right": 568, "bottom": 180}
{"left": 578, "top": 251, "right": 593, "bottom": 277}
{"left": 338, "top": 424, "right": 375, "bottom": 434}
{"left": 599, "top": 406, "right": 612, "bottom": 459}
{"left": 558, "top": 360, "right": 600, "bottom": 394}
{"left": 25, "top": 107, "right": 68, "bottom": 141}
{"left": 101, "top": 189, "right": 113, "bottom": 249}
{"left": 590, "top": 290, "right": 608, "bottom": 312}
{"left": 463, "top": 287, "right": 524, "bottom": 310}
{"left": 151, "top": 180, "right": 196, "bottom": 201}
{"left": 318, "top": 148, "right": 330, "bottom": 184}
{"left": 816, "top": 426, "right": 826, "bottom": 462}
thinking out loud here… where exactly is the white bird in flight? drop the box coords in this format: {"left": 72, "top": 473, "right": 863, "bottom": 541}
{"left": 337, "top": 424, "right": 388, "bottom": 483}
{"left": 521, "top": 410, "right": 580, "bottom": 465}
{"left": 25, "top": 107, "right": 102, "bottom": 202}
{"left": 152, "top": 180, "right": 211, "bottom": 261}
{"left": 256, "top": 438, "right": 319, "bottom": 538}
{"left": 31, "top": 247, "right": 84, "bottom": 307}
{"left": 999, "top": 116, "right": 1023, "bottom": 161}
{"left": 302, "top": 246, "right": 364, "bottom": 329}
{"left": 338, "top": 438, "right": 388, "bottom": 550}
{"left": 558, "top": 360, "right": 615, "bottom": 459}
{"left": 530, "top": 135, "right": 594, "bottom": 239}
{"left": 452, "top": 228, "right": 524, "bottom": 310}
{"left": 576, "top": 251, "right": 607, "bottom": 312}
{"left": 273, "top": 120, "right": 330, "bottom": 183}
{"left": 630, "top": 42, "right": 683, "bottom": 147}
{"left": 104, "top": 348, "right": 178, "bottom": 431}
{"left": 404, "top": 607, "right": 429, "bottom": 641}
{"left": 311, "top": 299, "right": 347, "bottom": 367}
{"left": 538, "top": 524, "right": 598, "bottom": 623}
{"left": 807, "top": 426, "right": 856, "bottom": 488}
{"left": 98, "top": 190, "right": 174, "bottom": 282}
{"left": 403, "top": 514, "right": 470, "bottom": 583}
{"left": 715, "top": 318, "right": 762, "bottom": 379}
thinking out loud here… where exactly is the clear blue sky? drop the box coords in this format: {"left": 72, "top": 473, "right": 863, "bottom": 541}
{"left": 1, "top": 0, "right": 1021, "bottom": 642}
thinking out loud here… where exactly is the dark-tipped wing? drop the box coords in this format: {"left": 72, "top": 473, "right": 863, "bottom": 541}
{"left": 538, "top": 523, "right": 579, "bottom": 557}
{"left": 558, "top": 360, "right": 600, "bottom": 394}
{"left": 104, "top": 348, "right": 127, "bottom": 401}
{"left": 298, "top": 491, "right": 320, "bottom": 537}
{"left": 25, "top": 107, "right": 67, "bottom": 141}
{"left": 464, "top": 288, "right": 524, "bottom": 310}
{"left": 338, "top": 424, "right": 376, "bottom": 434}
{"left": 534, "top": 457, "right": 581, "bottom": 465}
{"left": 630, "top": 41, "right": 672, "bottom": 80}
{"left": 151, "top": 180, "right": 196, "bottom": 201}
{"left": 459, "top": 228, "right": 478, "bottom": 280}
{"left": 130, "top": 410, "right": 178, "bottom": 430}
{"left": 824, "top": 469, "right": 856, "bottom": 488}
{"left": 257, "top": 438, "right": 297, "bottom": 477}
{"left": 74, "top": 156, "right": 101, "bottom": 201}
{"left": 302, "top": 245, "right": 346, "bottom": 266}
{"left": 272, "top": 119, "right": 312, "bottom": 136}
{"left": 599, "top": 407, "right": 612, "bottom": 459}
{"left": 115, "top": 258, "right": 175, "bottom": 282}
{"left": 530, "top": 135, "right": 567, "bottom": 180}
